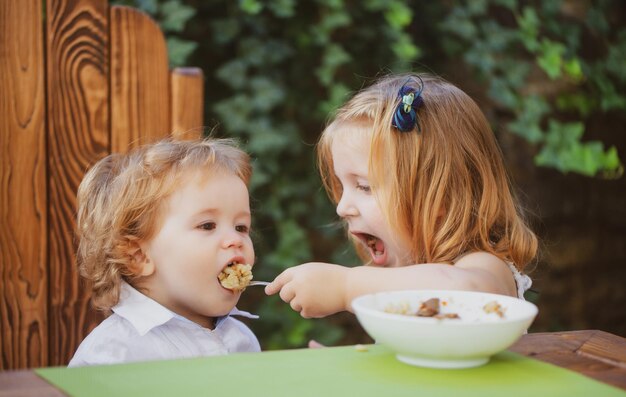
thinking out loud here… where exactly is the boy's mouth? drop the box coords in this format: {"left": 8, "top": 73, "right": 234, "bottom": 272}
{"left": 218, "top": 260, "right": 252, "bottom": 291}
{"left": 353, "top": 232, "right": 387, "bottom": 266}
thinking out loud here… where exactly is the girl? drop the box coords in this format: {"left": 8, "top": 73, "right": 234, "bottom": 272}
{"left": 69, "top": 138, "right": 260, "bottom": 366}
{"left": 266, "top": 73, "right": 537, "bottom": 319}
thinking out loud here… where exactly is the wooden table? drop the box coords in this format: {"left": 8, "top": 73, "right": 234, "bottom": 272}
{"left": 0, "top": 330, "right": 624, "bottom": 396}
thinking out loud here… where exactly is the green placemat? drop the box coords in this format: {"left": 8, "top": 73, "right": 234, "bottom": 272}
{"left": 36, "top": 345, "right": 626, "bottom": 397}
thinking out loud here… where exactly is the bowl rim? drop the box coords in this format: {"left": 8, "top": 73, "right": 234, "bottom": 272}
{"left": 351, "top": 289, "right": 538, "bottom": 325}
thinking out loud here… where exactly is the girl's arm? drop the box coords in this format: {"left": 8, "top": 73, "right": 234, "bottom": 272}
{"left": 265, "top": 252, "right": 517, "bottom": 318}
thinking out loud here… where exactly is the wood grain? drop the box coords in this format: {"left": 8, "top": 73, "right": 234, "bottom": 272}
{"left": 578, "top": 330, "right": 626, "bottom": 366}
{"left": 0, "top": 0, "right": 48, "bottom": 370}
{"left": 171, "top": 67, "right": 204, "bottom": 140}
{"left": 45, "top": 0, "right": 109, "bottom": 366}
{"left": 2, "top": 0, "right": 203, "bottom": 371}
{"left": 510, "top": 330, "right": 626, "bottom": 390}
{"left": 110, "top": 6, "right": 171, "bottom": 152}
{"left": 0, "top": 371, "right": 66, "bottom": 397}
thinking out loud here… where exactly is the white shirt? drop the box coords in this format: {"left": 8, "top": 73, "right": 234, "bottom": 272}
{"left": 68, "top": 282, "right": 260, "bottom": 367}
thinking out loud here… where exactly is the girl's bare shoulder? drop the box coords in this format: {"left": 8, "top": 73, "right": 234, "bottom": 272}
{"left": 454, "top": 251, "right": 517, "bottom": 296}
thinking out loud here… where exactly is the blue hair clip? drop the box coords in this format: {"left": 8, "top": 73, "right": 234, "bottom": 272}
{"left": 392, "top": 76, "right": 424, "bottom": 133}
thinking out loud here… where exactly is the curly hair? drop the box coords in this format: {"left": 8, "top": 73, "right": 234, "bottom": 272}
{"left": 317, "top": 73, "right": 537, "bottom": 271}
{"left": 76, "top": 138, "right": 251, "bottom": 311}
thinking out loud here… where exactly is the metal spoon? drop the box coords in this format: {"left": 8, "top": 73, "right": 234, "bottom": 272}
{"left": 247, "top": 281, "right": 270, "bottom": 287}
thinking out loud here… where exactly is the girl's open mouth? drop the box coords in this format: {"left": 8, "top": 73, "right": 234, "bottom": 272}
{"left": 354, "top": 232, "right": 388, "bottom": 266}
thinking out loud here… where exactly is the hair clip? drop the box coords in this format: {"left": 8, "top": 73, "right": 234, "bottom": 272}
{"left": 392, "top": 76, "right": 424, "bottom": 133}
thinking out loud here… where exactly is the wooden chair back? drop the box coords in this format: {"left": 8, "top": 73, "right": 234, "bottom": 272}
{"left": 1, "top": 0, "right": 204, "bottom": 369}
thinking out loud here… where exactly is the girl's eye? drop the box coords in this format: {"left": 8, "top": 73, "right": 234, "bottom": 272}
{"left": 235, "top": 225, "right": 250, "bottom": 233}
{"left": 356, "top": 182, "right": 371, "bottom": 193}
{"left": 198, "top": 222, "right": 216, "bottom": 231}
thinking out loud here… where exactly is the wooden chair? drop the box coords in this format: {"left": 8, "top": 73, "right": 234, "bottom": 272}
{"left": 1, "top": 0, "right": 204, "bottom": 369}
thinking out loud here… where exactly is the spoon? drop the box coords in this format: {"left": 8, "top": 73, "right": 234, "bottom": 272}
{"left": 247, "top": 281, "right": 270, "bottom": 287}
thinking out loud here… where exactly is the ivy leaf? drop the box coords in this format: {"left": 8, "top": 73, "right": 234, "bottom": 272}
{"left": 464, "top": 42, "right": 495, "bottom": 75}
{"left": 136, "top": 0, "right": 157, "bottom": 14}
{"left": 249, "top": 76, "right": 286, "bottom": 112}
{"left": 605, "top": 30, "right": 626, "bottom": 83}
{"left": 537, "top": 39, "right": 566, "bottom": 79}
{"left": 563, "top": 58, "right": 584, "bottom": 81}
{"left": 318, "top": 83, "right": 350, "bottom": 116}
{"left": 592, "top": 72, "right": 626, "bottom": 111}
{"left": 323, "top": 0, "right": 346, "bottom": 10}
{"left": 384, "top": 1, "right": 413, "bottom": 29}
{"left": 268, "top": 0, "right": 296, "bottom": 18}
{"left": 266, "top": 219, "right": 313, "bottom": 267}
{"left": 239, "top": 0, "right": 263, "bottom": 14}
{"left": 166, "top": 37, "right": 197, "bottom": 67}
{"left": 215, "top": 60, "right": 249, "bottom": 89}
{"left": 604, "top": 146, "right": 621, "bottom": 171}
{"left": 440, "top": 8, "right": 477, "bottom": 38}
{"left": 312, "top": 10, "right": 352, "bottom": 46}
{"left": 247, "top": 120, "right": 294, "bottom": 153}
{"left": 491, "top": 0, "right": 517, "bottom": 10}
{"left": 213, "top": 101, "right": 249, "bottom": 133}
{"left": 507, "top": 95, "right": 550, "bottom": 143}
{"left": 316, "top": 44, "right": 351, "bottom": 86}
{"left": 160, "top": 0, "right": 196, "bottom": 33}
{"left": 363, "top": 0, "right": 386, "bottom": 11}
{"left": 211, "top": 18, "right": 241, "bottom": 45}
{"left": 556, "top": 93, "right": 596, "bottom": 117}
{"left": 467, "top": 0, "right": 488, "bottom": 16}
{"left": 586, "top": 6, "right": 610, "bottom": 34}
{"left": 517, "top": 7, "right": 540, "bottom": 52}
{"left": 534, "top": 120, "right": 622, "bottom": 177}
{"left": 391, "top": 32, "right": 421, "bottom": 61}
{"left": 488, "top": 78, "right": 518, "bottom": 109}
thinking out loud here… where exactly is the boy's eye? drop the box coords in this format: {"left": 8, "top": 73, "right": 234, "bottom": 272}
{"left": 235, "top": 225, "right": 249, "bottom": 233}
{"left": 356, "top": 182, "right": 371, "bottom": 193}
{"left": 199, "top": 222, "right": 216, "bottom": 231}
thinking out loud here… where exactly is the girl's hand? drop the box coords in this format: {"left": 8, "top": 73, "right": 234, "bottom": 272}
{"left": 265, "top": 263, "right": 349, "bottom": 318}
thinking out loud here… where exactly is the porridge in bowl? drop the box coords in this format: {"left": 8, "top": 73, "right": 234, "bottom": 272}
{"left": 352, "top": 290, "right": 537, "bottom": 369}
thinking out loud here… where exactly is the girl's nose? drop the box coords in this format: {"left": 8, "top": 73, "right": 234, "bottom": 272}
{"left": 336, "top": 192, "right": 358, "bottom": 218}
{"left": 222, "top": 230, "right": 244, "bottom": 249}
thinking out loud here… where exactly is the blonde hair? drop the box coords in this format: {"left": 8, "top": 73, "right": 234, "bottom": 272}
{"left": 76, "top": 138, "right": 251, "bottom": 311}
{"left": 318, "top": 73, "right": 537, "bottom": 270}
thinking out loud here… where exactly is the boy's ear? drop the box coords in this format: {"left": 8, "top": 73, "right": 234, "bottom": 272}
{"left": 127, "top": 241, "right": 155, "bottom": 277}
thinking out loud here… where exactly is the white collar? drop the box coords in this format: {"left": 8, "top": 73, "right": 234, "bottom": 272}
{"left": 113, "top": 282, "right": 258, "bottom": 336}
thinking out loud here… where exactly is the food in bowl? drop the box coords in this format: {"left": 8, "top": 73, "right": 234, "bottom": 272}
{"left": 218, "top": 263, "right": 253, "bottom": 291}
{"left": 483, "top": 300, "right": 506, "bottom": 318}
{"left": 385, "top": 297, "right": 506, "bottom": 320}
{"left": 385, "top": 297, "right": 460, "bottom": 319}
{"left": 352, "top": 290, "right": 538, "bottom": 369}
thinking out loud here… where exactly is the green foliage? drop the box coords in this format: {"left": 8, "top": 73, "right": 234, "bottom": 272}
{"left": 439, "top": 0, "right": 624, "bottom": 177}
{"left": 114, "top": 0, "right": 624, "bottom": 350}
{"left": 205, "top": 0, "right": 419, "bottom": 348}
{"left": 535, "top": 121, "right": 622, "bottom": 178}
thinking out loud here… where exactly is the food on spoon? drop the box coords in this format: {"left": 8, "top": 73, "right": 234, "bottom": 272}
{"left": 219, "top": 262, "right": 253, "bottom": 291}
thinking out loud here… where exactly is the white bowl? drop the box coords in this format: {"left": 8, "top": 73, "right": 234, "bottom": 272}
{"left": 352, "top": 290, "right": 538, "bottom": 369}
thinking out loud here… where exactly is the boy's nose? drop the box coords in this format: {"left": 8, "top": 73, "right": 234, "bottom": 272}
{"left": 336, "top": 193, "right": 358, "bottom": 218}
